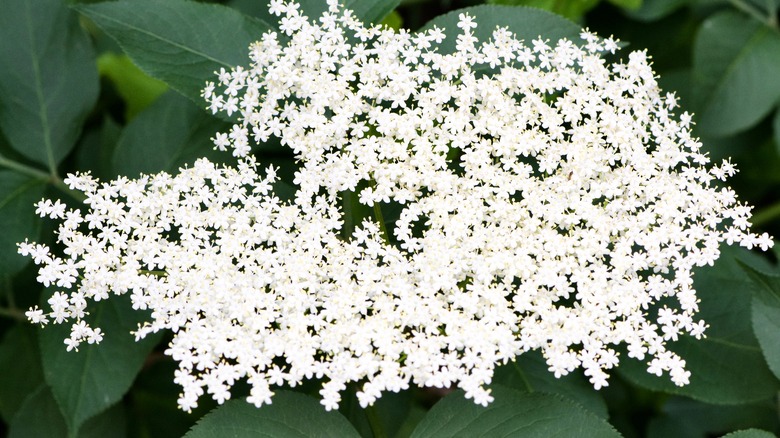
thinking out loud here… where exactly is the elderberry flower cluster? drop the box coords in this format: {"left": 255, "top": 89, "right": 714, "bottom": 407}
{"left": 22, "top": 0, "right": 771, "bottom": 412}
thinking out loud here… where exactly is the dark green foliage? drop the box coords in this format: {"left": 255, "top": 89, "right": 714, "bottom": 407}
{"left": 1, "top": 0, "right": 780, "bottom": 436}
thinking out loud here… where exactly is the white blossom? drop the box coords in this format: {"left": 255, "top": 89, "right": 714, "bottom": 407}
{"left": 22, "top": 0, "right": 772, "bottom": 412}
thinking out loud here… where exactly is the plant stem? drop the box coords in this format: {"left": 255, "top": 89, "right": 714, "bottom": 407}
{"left": 53, "top": 179, "right": 88, "bottom": 203}
{"left": 0, "top": 153, "right": 51, "bottom": 180}
{"left": 364, "top": 404, "right": 387, "bottom": 438}
{"left": 0, "top": 153, "right": 87, "bottom": 202}
{"left": 766, "top": 0, "right": 779, "bottom": 28}
{"left": 0, "top": 306, "right": 25, "bottom": 321}
{"left": 729, "top": 0, "right": 778, "bottom": 29}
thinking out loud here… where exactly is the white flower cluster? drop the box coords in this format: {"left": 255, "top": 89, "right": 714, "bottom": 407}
{"left": 22, "top": 0, "right": 771, "bottom": 412}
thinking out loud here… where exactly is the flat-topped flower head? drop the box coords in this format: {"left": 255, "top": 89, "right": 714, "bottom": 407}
{"left": 22, "top": 0, "right": 771, "bottom": 412}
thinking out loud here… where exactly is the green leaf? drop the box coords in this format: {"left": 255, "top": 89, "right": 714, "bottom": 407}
{"left": 339, "top": 387, "right": 412, "bottom": 438}
{"left": 380, "top": 10, "right": 403, "bottom": 31}
{"left": 487, "top": 0, "right": 600, "bottom": 21}
{"left": 721, "top": 430, "right": 777, "bottom": 438}
{"left": 8, "top": 385, "right": 67, "bottom": 438}
{"left": 737, "top": 261, "right": 780, "bottom": 380}
{"left": 97, "top": 52, "right": 168, "bottom": 120}
{"left": 752, "top": 298, "right": 780, "bottom": 379}
{"left": 773, "top": 109, "right": 780, "bottom": 154}
{"left": 183, "top": 391, "right": 361, "bottom": 438}
{"left": 74, "top": 115, "right": 123, "bottom": 181}
{"left": 692, "top": 11, "right": 780, "bottom": 137}
{"left": 78, "top": 403, "right": 128, "bottom": 438}
{"left": 228, "top": 0, "right": 278, "bottom": 21}
{"left": 419, "top": 6, "right": 582, "bottom": 57}
{"left": 111, "top": 91, "right": 231, "bottom": 178}
{"left": 0, "top": 0, "right": 98, "bottom": 170}
{"left": 128, "top": 359, "right": 218, "bottom": 438}
{"left": 493, "top": 350, "right": 609, "bottom": 418}
{"left": 394, "top": 402, "right": 428, "bottom": 438}
{"left": 618, "top": 245, "right": 780, "bottom": 404}
{"left": 38, "top": 294, "right": 162, "bottom": 436}
{"left": 607, "top": 0, "right": 643, "bottom": 10}
{"left": 291, "top": 0, "right": 401, "bottom": 25}
{"left": 646, "top": 415, "right": 700, "bottom": 438}
{"left": 410, "top": 385, "right": 620, "bottom": 437}
{"left": 75, "top": 0, "right": 274, "bottom": 105}
{"left": 8, "top": 385, "right": 128, "bottom": 438}
{"left": 709, "top": 133, "right": 780, "bottom": 206}
{"left": 624, "top": 0, "right": 689, "bottom": 21}
{"left": 230, "top": 0, "right": 401, "bottom": 26}
{"left": 343, "top": 0, "right": 401, "bottom": 25}
{"left": 647, "top": 397, "right": 779, "bottom": 438}
{"left": 0, "top": 172, "right": 47, "bottom": 275}
{"left": 0, "top": 325, "right": 45, "bottom": 422}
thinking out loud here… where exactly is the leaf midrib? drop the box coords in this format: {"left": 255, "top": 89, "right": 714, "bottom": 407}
{"left": 23, "top": 1, "right": 57, "bottom": 173}
{"left": 80, "top": 6, "right": 233, "bottom": 69}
